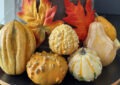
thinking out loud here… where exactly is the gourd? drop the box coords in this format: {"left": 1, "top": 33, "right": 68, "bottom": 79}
{"left": 0, "top": 20, "right": 36, "bottom": 75}
{"left": 27, "top": 51, "right": 68, "bottom": 85}
{"left": 49, "top": 24, "right": 79, "bottom": 55}
{"left": 85, "top": 22, "right": 120, "bottom": 66}
{"left": 68, "top": 48, "right": 102, "bottom": 82}
{"left": 95, "top": 16, "right": 117, "bottom": 41}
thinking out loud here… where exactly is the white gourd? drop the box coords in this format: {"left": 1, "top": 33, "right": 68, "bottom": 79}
{"left": 68, "top": 48, "right": 102, "bottom": 82}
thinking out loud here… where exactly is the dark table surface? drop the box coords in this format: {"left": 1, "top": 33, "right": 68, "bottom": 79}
{"left": 0, "top": 0, "right": 120, "bottom": 85}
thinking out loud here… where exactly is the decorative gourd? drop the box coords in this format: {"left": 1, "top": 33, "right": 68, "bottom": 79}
{"left": 68, "top": 48, "right": 102, "bottom": 82}
{"left": 95, "top": 16, "right": 117, "bottom": 41}
{"left": 27, "top": 51, "right": 68, "bottom": 85}
{"left": 85, "top": 22, "right": 120, "bottom": 66}
{"left": 49, "top": 24, "right": 79, "bottom": 55}
{"left": 0, "top": 20, "right": 36, "bottom": 75}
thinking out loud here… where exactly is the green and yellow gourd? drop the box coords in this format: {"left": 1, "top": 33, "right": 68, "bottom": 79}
{"left": 0, "top": 20, "right": 36, "bottom": 75}
{"left": 68, "top": 48, "right": 102, "bottom": 82}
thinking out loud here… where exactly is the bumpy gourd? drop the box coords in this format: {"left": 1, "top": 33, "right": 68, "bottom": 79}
{"left": 27, "top": 51, "right": 68, "bottom": 85}
{"left": 95, "top": 16, "right": 117, "bottom": 41}
{"left": 0, "top": 21, "right": 36, "bottom": 75}
{"left": 68, "top": 48, "right": 102, "bottom": 82}
{"left": 85, "top": 22, "right": 119, "bottom": 66}
{"left": 49, "top": 24, "right": 79, "bottom": 55}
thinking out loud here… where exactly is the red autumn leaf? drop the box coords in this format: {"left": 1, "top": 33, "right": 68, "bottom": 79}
{"left": 44, "top": 6, "right": 63, "bottom": 32}
{"left": 63, "top": 0, "right": 95, "bottom": 41}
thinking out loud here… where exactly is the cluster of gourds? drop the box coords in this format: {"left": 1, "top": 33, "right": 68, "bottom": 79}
{"left": 0, "top": 0, "right": 120, "bottom": 84}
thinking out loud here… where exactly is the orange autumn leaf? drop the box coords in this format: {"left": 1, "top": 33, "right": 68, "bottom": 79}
{"left": 63, "top": 0, "right": 95, "bottom": 41}
{"left": 17, "top": 0, "right": 39, "bottom": 27}
{"left": 17, "top": 0, "right": 63, "bottom": 33}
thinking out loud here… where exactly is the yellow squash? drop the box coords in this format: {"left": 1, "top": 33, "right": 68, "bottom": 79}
{"left": 95, "top": 16, "right": 117, "bottom": 41}
{"left": 0, "top": 21, "right": 36, "bottom": 75}
{"left": 27, "top": 51, "right": 68, "bottom": 85}
{"left": 85, "top": 22, "right": 120, "bottom": 66}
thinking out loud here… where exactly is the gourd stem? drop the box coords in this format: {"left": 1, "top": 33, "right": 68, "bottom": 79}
{"left": 79, "top": 41, "right": 83, "bottom": 47}
{"left": 80, "top": 48, "right": 86, "bottom": 55}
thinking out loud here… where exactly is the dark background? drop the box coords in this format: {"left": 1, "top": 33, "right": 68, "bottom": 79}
{"left": 94, "top": 0, "right": 120, "bottom": 15}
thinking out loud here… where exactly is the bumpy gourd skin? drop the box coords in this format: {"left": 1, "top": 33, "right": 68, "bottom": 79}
{"left": 0, "top": 21, "right": 36, "bottom": 75}
{"left": 68, "top": 48, "right": 102, "bottom": 82}
{"left": 49, "top": 24, "right": 79, "bottom": 55}
{"left": 27, "top": 51, "right": 68, "bottom": 85}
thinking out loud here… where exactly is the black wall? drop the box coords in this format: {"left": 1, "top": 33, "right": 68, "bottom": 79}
{"left": 94, "top": 0, "right": 120, "bottom": 15}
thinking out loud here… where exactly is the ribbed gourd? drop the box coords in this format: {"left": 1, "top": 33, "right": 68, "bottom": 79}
{"left": 0, "top": 20, "right": 36, "bottom": 75}
{"left": 68, "top": 48, "right": 102, "bottom": 82}
{"left": 49, "top": 24, "right": 79, "bottom": 55}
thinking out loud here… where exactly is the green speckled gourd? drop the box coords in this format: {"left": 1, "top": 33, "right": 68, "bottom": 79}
{"left": 0, "top": 20, "right": 36, "bottom": 75}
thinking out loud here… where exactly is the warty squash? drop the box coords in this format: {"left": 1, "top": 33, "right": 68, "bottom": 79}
{"left": 27, "top": 51, "right": 68, "bottom": 85}
{"left": 49, "top": 24, "right": 79, "bottom": 55}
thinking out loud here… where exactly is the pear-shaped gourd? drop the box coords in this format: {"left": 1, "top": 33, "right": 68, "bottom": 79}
{"left": 85, "top": 22, "right": 120, "bottom": 66}
{"left": 0, "top": 21, "right": 36, "bottom": 75}
{"left": 68, "top": 48, "right": 102, "bottom": 82}
{"left": 95, "top": 16, "right": 117, "bottom": 41}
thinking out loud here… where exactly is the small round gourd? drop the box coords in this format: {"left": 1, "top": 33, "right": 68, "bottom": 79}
{"left": 68, "top": 48, "right": 102, "bottom": 82}
{"left": 0, "top": 20, "right": 36, "bottom": 75}
{"left": 49, "top": 24, "right": 79, "bottom": 55}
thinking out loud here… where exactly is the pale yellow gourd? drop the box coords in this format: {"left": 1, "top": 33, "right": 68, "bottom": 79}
{"left": 49, "top": 24, "right": 79, "bottom": 55}
{"left": 95, "top": 16, "right": 117, "bottom": 41}
{"left": 85, "top": 22, "right": 120, "bottom": 66}
{"left": 68, "top": 48, "right": 102, "bottom": 82}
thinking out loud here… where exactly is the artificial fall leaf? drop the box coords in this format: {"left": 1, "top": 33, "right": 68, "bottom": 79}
{"left": 63, "top": 0, "right": 95, "bottom": 41}
{"left": 17, "top": 0, "right": 63, "bottom": 47}
{"left": 17, "top": 0, "right": 39, "bottom": 27}
{"left": 17, "top": 0, "right": 63, "bottom": 33}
